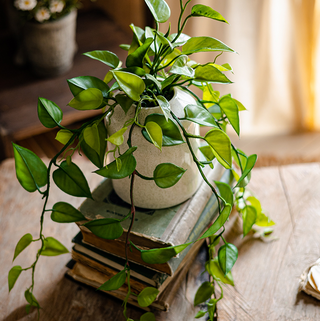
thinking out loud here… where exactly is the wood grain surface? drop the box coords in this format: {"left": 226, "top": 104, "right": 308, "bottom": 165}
{"left": 1, "top": 158, "right": 320, "bottom": 320}
{"left": 0, "top": 157, "right": 207, "bottom": 321}
{"left": 217, "top": 163, "right": 320, "bottom": 321}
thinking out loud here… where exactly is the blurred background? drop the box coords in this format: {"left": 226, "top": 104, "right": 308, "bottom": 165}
{"left": 1, "top": 0, "right": 320, "bottom": 167}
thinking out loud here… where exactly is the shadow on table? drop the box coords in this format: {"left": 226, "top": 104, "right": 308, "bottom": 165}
{"left": 295, "top": 290, "right": 320, "bottom": 307}
{"left": 4, "top": 276, "right": 144, "bottom": 321}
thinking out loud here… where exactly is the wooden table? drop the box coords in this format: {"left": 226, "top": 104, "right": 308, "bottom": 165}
{"left": 1, "top": 158, "right": 320, "bottom": 320}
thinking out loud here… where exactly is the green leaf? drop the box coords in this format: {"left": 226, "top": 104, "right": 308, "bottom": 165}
{"left": 207, "top": 298, "right": 217, "bottom": 319}
{"left": 182, "top": 36, "right": 234, "bottom": 55}
{"left": 120, "top": 66, "right": 147, "bottom": 77}
{"left": 40, "top": 237, "right": 69, "bottom": 256}
{"left": 115, "top": 94, "right": 134, "bottom": 114}
{"left": 199, "top": 204, "right": 232, "bottom": 240}
{"left": 120, "top": 44, "right": 130, "bottom": 51}
{"left": 168, "top": 33, "right": 191, "bottom": 47}
{"left": 67, "top": 76, "right": 110, "bottom": 98}
{"left": 84, "top": 218, "right": 123, "bottom": 239}
{"left": 216, "top": 63, "right": 233, "bottom": 72}
{"left": 199, "top": 145, "right": 215, "bottom": 162}
{"left": 231, "top": 148, "right": 247, "bottom": 170}
{"left": 140, "top": 312, "right": 156, "bottom": 321}
{"left": 194, "top": 65, "right": 232, "bottom": 84}
{"left": 51, "top": 202, "right": 86, "bottom": 223}
{"left": 255, "top": 212, "right": 275, "bottom": 227}
{"left": 145, "top": 121, "right": 163, "bottom": 150}
{"left": 126, "top": 38, "right": 153, "bottom": 68}
{"left": 55, "top": 129, "right": 73, "bottom": 145}
{"left": 191, "top": 4, "right": 228, "bottom": 23}
{"left": 98, "top": 269, "right": 127, "bottom": 291}
{"left": 8, "top": 266, "right": 22, "bottom": 291}
{"left": 95, "top": 146, "right": 137, "bottom": 179}
{"left": 156, "top": 95, "right": 171, "bottom": 121}
{"left": 246, "top": 196, "right": 261, "bottom": 216}
{"left": 141, "top": 242, "right": 191, "bottom": 264}
{"left": 129, "top": 24, "right": 144, "bottom": 55}
{"left": 234, "top": 98, "right": 246, "bottom": 111}
{"left": 202, "top": 84, "right": 220, "bottom": 106}
{"left": 107, "top": 127, "right": 127, "bottom": 146}
{"left": 53, "top": 161, "right": 92, "bottom": 198}
{"left": 144, "top": 0, "right": 170, "bottom": 23}
{"left": 195, "top": 310, "right": 207, "bottom": 318}
{"left": 112, "top": 71, "right": 145, "bottom": 101}
{"left": 12, "top": 143, "right": 48, "bottom": 193}
{"left": 81, "top": 121, "right": 107, "bottom": 168}
{"left": 137, "top": 287, "right": 160, "bottom": 307}
{"left": 37, "top": 97, "right": 63, "bottom": 128}
{"left": 215, "top": 181, "right": 233, "bottom": 206}
{"left": 169, "top": 55, "right": 195, "bottom": 78}
{"left": 83, "top": 124, "right": 100, "bottom": 154}
{"left": 104, "top": 71, "right": 114, "bottom": 84}
{"left": 145, "top": 74, "right": 162, "bottom": 92}
{"left": 156, "top": 31, "right": 174, "bottom": 52}
{"left": 68, "top": 88, "right": 103, "bottom": 111}
{"left": 13, "top": 234, "right": 33, "bottom": 261}
{"left": 184, "top": 104, "right": 217, "bottom": 127}
{"left": 218, "top": 243, "right": 238, "bottom": 275}
{"left": 83, "top": 50, "right": 120, "bottom": 68}
{"left": 153, "top": 163, "right": 186, "bottom": 188}
{"left": 142, "top": 114, "right": 185, "bottom": 146}
{"left": 219, "top": 95, "right": 240, "bottom": 135}
{"left": 194, "top": 281, "right": 214, "bottom": 306}
{"left": 242, "top": 205, "right": 257, "bottom": 236}
{"left": 206, "top": 257, "right": 234, "bottom": 285}
{"left": 116, "top": 158, "right": 122, "bottom": 172}
{"left": 24, "top": 289, "right": 40, "bottom": 308}
{"left": 161, "top": 74, "right": 176, "bottom": 89}
{"left": 204, "top": 129, "right": 232, "bottom": 169}
{"left": 235, "top": 154, "right": 257, "bottom": 188}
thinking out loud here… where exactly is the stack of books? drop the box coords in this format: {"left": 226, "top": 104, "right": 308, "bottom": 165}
{"left": 67, "top": 163, "right": 230, "bottom": 311}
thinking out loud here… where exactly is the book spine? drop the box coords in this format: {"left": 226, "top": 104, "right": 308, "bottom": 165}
{"left": 71, "top": 250, "right": 149, "bottom": 292}
{"left": 81, "top": 229, "right": 173, "bottom": 275}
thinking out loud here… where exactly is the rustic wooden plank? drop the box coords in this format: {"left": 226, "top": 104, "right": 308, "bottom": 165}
{"left": 217, "top": 164, "right": 320, "bottom": 321}
{"left": 217, "top": 166, "right": 293, "bottom": 320}
{"left": 0, "top": 158, "right": 209, "bottom": 321}
{"left": 270, "top": 163, "right": 320, "bottom": 320}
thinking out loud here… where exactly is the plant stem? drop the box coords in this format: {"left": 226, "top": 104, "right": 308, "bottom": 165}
{"left": 135, "top": 170, "right": 154, "bottom": 180}
{"left": 170, "top": 112, "right": 222, "bottom": 213}
{"left": 125, "top": 170, "right": 136, "bottom": 267}
{"left": 27, "top": 106, "right": 113, "bottom": 298}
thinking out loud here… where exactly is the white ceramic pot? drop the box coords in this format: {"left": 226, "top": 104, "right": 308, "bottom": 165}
{"left": 106, "top": 87, "right": 202, "bottom": 209}
{"left": 23, "top": 10, "right": 77, "bottom": 77}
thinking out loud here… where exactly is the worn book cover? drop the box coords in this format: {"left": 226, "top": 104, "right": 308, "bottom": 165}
{"left": 67, "top": 237, "right": 203, "bottom": 312}
{"left": 72, "top": 233, "right": 204, "bottom": 291}
{"left": 74, "top": 169, "right": 231, "bottom": 275}
{"left": 78, "top": 161, "right": 224, "bottom": 250}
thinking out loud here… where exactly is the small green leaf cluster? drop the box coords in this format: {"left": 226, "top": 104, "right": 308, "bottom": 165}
{"left": 8, "top": 0, "right": 272, "bottom": 320}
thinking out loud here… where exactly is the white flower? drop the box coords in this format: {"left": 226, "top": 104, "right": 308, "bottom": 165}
{"left": 49, "top": 0, "right": 65, "bottom": 13}
{"left": 35, "top": 7, "right": 51, "bottom": 22}
{"left": 14, "top": 0, "right": 37, "bottom": 11}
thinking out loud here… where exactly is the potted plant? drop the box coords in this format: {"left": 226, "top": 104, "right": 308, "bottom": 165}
{"left": 9, "top": 0, "right": 80, "bottom": 76}
{"left": 8, "top": 0, "right": 274, "bottom": 319}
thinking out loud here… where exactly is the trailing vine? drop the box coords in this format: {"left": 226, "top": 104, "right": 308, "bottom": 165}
{"left": 8, "top": 1, "right": 275, "bottom": 320}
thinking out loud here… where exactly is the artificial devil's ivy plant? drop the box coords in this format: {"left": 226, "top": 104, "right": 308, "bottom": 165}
{"left": 8, "top": 0, "right": 275, "bottom": 319}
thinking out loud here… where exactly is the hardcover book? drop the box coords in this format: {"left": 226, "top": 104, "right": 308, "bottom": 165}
{"left": 67, "top": 239, "right": 204, "bottom": 312}
{"left": 77, "top": 166, "right": 230, "bottom": 274}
